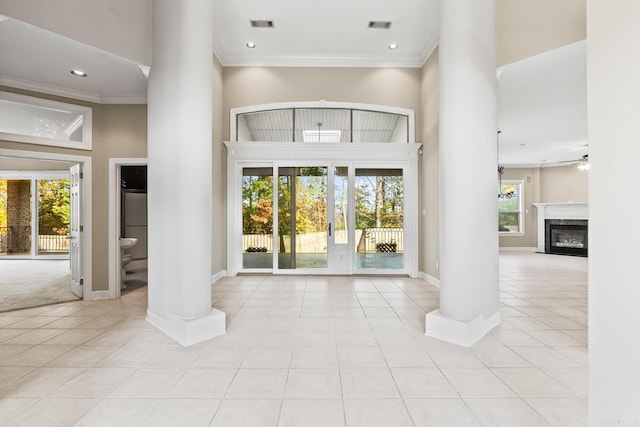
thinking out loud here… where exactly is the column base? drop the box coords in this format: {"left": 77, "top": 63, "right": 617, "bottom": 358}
{"left": 425, "top": 309, "right": 501, "bottom": 347}
{"left": 147, "top": 308, "right": 226, "bottom": 346}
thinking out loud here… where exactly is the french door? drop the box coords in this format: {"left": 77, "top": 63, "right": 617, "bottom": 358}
{"left": 239, "top": 162, "right": 406, "bottom": 274}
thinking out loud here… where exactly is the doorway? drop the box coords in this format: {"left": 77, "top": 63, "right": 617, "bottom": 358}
{"left": 233, "top": 158, "right": 416, "bottom": 276}
{"left": 0, "top": 149, "right": 93, "bottom": 309}
{"left": 108, "top": 158, "right": 148, "bottom": 299}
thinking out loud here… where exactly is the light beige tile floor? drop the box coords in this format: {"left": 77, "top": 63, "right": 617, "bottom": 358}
{"left": 0, "top": 252, "right": 587, "bottom": 426}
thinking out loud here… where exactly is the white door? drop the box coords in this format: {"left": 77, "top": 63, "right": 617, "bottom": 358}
{"left": 69, "top": 164, "right": 83, "bottom": 297}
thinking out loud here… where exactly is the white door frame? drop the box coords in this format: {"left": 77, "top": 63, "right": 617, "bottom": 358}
{"left": 226, "top": 142, "right": 421, "bottom": 277}
{"left": 108, "top": 157, "right": 147, "bottom": 299}
{"left": 0, "top": 148, "right": 94, "bottom": 299}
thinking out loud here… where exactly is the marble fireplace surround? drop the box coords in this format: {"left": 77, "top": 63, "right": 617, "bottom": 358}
{"left": 533, "top": 202, "right": 588, "bottom": 253}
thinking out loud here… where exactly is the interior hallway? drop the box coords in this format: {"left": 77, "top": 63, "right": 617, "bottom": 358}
{"left": 0, "top": 252, "right": 586, "bottom": 426}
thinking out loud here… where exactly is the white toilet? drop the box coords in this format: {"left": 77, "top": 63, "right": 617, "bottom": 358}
{"left": 119, "top": 237, "right": 138, "bottom": 289}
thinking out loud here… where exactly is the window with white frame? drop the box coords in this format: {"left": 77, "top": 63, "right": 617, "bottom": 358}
{"left": 498, "top": 180, "right": 524, "bottom": 234}
{"left": 0, "top": 91, "right": 92, "bottom": 150}
{"left": 233, "top": 103, "right": 412, "bottom": 144}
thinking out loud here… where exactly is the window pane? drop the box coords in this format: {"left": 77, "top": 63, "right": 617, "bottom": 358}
{"left": 0, "top": 180, "right": 32, "bottom": 255}
{"left": 499, "top": 212, "right": 520, "bottom": 232}
{"left": 37, "top": 179, "right": 70, "bottom": 255}
{"left": 295, "top": 109, "right": 350, "bottom": 142}
{"left": 352, "top": 110, "right": 408, "bottom": 142}
{"left": 237, "top": 109, "right": 293, "bottom": 141}
{"left": 235, "top": 106, "right": 411, "bottom": 143}
{"left": 498, "top": 182, "right": 522, "bottom": 233}
{"left": 277, "top": 167, "right": 328, "bottom": 269}
{"left": 355, "top": 168, "right": 403, "bottom": 269}
{"left": 0, "top": 92, "right": 92, "bottom": 149}
{"left": 242, "top": 168, "right": 273, "bottom": 268}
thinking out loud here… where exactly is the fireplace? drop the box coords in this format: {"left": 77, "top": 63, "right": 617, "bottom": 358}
{"left": 545, "top": 219, "right": 588, "bottom": 256}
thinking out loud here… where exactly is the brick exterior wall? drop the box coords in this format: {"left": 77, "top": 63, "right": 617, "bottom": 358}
{"left": 6, "top": 180, "right": 31, "bottom": 254}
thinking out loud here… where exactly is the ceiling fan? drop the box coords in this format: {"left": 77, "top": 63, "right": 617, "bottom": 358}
{"left": 558, "top": 153, "right": 589, "bottom": 170}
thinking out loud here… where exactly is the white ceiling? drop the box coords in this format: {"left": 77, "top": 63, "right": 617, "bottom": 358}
{"left": 0, "top": 17, "right": 148, "bottom": 103}
{"left": 0, "top": 5, "right": 587, "bottom": 166}
{"left": 498, "top": 41, "right": 587, "bottom": 166}
{"left": 211, "top": 0, "right": 439, "bottom": 67}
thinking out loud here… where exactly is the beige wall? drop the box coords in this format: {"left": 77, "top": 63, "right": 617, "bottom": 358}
{"left": 222, "top": 67, "right": 422, "bottom": 141}
{"left": 496, "top": 0, "right": 586, "bottom": 66}
{"left": 212, "top": 56, "right": 226, "bottom": 273}
{"left": 540, "top": 164, "right": 588, "bottom": 202}
{"left": 498, "top": 168, "right": 541, "bottom": 248}
{"left": 91, "top": 104, "right": 147, "bottom": 290}
{"left": 0, "top": 157, "right": 70, "bottom": 170}
{"left": 0, "top": 85, "right": 147, "bottom": 292}
{"left": 420, "top": 48, "right": 440, "bottom": 280}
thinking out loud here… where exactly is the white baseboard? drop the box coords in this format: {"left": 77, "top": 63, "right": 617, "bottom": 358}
{"left": 211, "top": 270, "right": 227, "bottom": 284}
{"left": 88, "top": 290, "right": 110, "bottom": 300}
{"left": 419, "top": 271, "right": 440, "bottom": 288}
{"left": 425, "top": 309, "right": 502, "bottom": 347}
{"left": 499, "top": 247, "right": 537, "bottom": 252}
{"left": 147, "top": 308, "right": 226, "bottom": 346}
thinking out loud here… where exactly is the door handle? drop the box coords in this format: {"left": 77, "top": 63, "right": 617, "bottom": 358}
{"left": 328, "top": 223, "right": 332, "bottom": 237}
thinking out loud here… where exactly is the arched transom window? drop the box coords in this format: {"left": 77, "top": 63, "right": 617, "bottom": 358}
{"left": 231, "top": 101, "right": 415, "bottom": 144}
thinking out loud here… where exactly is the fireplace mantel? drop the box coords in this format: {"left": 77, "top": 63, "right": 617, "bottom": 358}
{"left": 533, "top": 203, "right": 588, "bottom": 253}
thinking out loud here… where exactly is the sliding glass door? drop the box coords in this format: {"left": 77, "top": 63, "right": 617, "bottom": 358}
{"left": 242, "top": 167, "right": 274, "bottom": 269}
{"left": 278, "top": 166, "right": 328, "bottom": 270}
{"left": 238, "top": 163, "right": 406, "bottom": 274}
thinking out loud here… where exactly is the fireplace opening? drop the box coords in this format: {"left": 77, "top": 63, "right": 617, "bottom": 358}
{"left": 545, "top": 219, "right": 588, "bottom": 257}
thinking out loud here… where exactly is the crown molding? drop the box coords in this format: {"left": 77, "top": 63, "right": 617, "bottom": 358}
{"left": 0, "top": 75, "right": 147, "bottom": 104}
{"left": 419, "top": 31, "right": 440, "bottom": 66}
{"left": 218, "top": 54, "right": 425, "bottom": 68}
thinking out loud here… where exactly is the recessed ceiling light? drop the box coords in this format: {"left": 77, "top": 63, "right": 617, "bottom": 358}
{"left": 70, "top": 69, "right": 87, "bottom": 77}
{"left": 388, "top": 43, "right": 398, "bottom": 50}
{"left": 246, "top": 42, "right": 256, "bottom": 49}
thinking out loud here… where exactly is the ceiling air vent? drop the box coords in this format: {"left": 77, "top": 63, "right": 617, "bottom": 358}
{"left": 250, "top": 20, "right": 275, "bottom": 28}
{"left": 368, "top": 21, "right": 392, "bottom": 29}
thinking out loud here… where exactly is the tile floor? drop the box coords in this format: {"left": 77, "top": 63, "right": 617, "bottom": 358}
{"left": 0, "top": 252, "right": 587, "bottom": 426}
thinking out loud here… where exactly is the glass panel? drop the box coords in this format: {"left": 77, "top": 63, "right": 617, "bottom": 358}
{"left": 0, "top": 180, "right": 32, "bottom": 255}
{"left": 235, "top": 106, "right": 411, "bottom": 143}
{"left": 355, "top": 168, "right": 404, "bottom": 269}
{"left": 352, "top": 110, "right": 408, "bottom": 143}
{"left": 278, "top": 168, "right": 294, "bottom": 269}
{"left": 242, "top": 167, "right": 274, "bottom": 268}
{"left": 295, "top": 109, "right": 350, "bottom": 142}
{"left": 0, "top": 92, "right": 92, "bottom": 149}
{"left": 237, "top": 109, "right": 293, "bottom": 141}
{"left": 498, "top": 182, "right": 521, "bottom": 232}
{"left": 37, "top": 179, "right": 70, "bottom": 255}
{"left": 278, "top": 167, "right": 328, "bottom": 269}
{"left": 334, "top": 166, "right": 348, "bottom": 244}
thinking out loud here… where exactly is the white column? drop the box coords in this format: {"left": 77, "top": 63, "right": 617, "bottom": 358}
{"left": 588, "top": 0, "right": 640, "bottom": 423}
{"left": 146, "top": 0, "right": 225, "bottom": 346}
{"left": 425, "top": 0, "right": 501, "bottom": 347}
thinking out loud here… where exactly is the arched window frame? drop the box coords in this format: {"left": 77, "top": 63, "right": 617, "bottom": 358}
{"left": 230, "top": 101, "right": 415, "bottom": 144}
